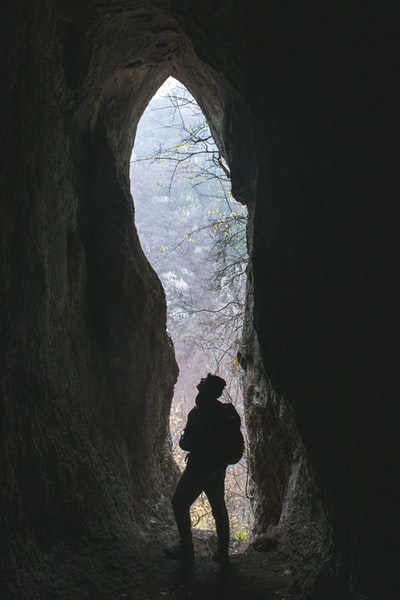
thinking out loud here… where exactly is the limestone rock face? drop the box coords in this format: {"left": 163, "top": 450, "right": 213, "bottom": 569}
{"left": 1, "top": 2, "right": 399, "bottom": 598}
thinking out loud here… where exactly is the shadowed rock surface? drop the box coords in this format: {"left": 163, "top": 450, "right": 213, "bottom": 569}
{"left": 1, "top": 2, "right": 399, "bottom": 598}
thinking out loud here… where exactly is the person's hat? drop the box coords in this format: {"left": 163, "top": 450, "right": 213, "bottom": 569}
{"left": 205, "top": 373, "right": 226, "bottom": 394}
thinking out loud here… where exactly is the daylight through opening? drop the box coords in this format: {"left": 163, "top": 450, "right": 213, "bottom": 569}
{"left": 130, "top": 77, "right": 252, "bottom": 541}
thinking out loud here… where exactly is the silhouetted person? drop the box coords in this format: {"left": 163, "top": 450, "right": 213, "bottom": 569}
{"left": 164, "top": 373, "right": 243, "bottom": 566}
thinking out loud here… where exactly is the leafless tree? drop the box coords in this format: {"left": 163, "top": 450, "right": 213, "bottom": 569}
{"left": 131, "top": 79, "right": 252, "bottom": 538}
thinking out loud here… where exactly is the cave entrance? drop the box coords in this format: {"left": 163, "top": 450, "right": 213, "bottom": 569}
{"left": 130, "top": 77, "right": 252, "bottom": 541}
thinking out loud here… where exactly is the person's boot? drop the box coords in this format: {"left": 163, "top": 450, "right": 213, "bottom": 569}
{"left": 163, "top": 542, "right": 195, "bottom": 565}
{"left": 212, "top": 548, "right": 230, "bottom": 566}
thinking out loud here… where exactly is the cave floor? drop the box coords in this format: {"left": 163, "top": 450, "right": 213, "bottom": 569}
{"left": 121, "top": 546, "right": 294, "bottom": 600}
{"left": 106, "top": 530, "right": 320, "bottom": 600}
{"left": 5, "top": 523, "right": 328, "bottom": 599}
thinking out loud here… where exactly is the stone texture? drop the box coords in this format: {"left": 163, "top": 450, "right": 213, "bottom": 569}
{"left": 1, "top": 2, "right": 399, "bottom": 598}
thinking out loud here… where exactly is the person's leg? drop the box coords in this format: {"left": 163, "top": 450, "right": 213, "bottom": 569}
{"left": 167, "top": 465, "right": 204, "bottom": 561}
{"left": 204, "top": 468, "right": 230, "bottom": 563}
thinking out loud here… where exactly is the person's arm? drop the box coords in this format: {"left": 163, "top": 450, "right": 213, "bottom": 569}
{"left": 179, "top": 408, "right": 199, "bottom": 451}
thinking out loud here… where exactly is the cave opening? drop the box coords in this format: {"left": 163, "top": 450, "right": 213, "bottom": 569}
{"left": 90, "top": 53, "right": 329, "bottom": 583}
{"left": 91, "top": 48, "right": 319, "bottom": 566}
{"left": 130, "top": 76, "right": 252, "bottom": 540}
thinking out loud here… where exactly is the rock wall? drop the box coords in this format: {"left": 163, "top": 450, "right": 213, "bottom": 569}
{"left": 1, "top": 2, "right": 399, "bottom": 598}
{"left": 0, "top": 2, "right": 179, "bottom": 596}
{"left": 246, "top": 5, "right": 400, "bottom": 597}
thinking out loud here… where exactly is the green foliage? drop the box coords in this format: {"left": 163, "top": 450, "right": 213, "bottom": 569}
{"left": 231, "top": 526, "right": 249, "bottom": 544}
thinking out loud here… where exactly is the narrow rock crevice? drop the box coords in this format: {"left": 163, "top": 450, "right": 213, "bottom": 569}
{"left": 1, "top": 3, "right": 398, "bottom": 599}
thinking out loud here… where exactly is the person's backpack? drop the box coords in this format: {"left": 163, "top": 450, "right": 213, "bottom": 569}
{"left": 179, "top": 401, "right": 245, "bottom": 465}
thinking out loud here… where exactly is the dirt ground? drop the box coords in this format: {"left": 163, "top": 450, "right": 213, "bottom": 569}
{"left": 4, "top": 524, "right": 330, "bottom": 599}
{"left": 107, "top": 528, "right": 327, "bottom": 600}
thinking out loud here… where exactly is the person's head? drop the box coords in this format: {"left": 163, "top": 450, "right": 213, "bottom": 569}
{"left": 196, "top": 373, "right": 226, "bottom": 404}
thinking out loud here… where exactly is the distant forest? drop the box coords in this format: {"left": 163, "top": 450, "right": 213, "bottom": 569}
{"left": 130, "top": 78, "right": 248, "bottom": 415}
{"left": 130, "top": 78, "right": 251, "bottom": 536}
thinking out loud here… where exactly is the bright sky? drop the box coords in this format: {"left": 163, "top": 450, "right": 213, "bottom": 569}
{"left": 154, "top": 76, "right": 180, "bottom": 97}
